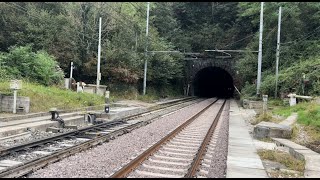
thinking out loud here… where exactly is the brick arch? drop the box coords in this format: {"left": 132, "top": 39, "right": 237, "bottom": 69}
{"left": 185, "top": 58, "right": 240, "bottom": 96}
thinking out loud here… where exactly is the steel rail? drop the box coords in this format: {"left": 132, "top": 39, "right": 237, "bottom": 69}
{"left": 0, "top": 109, "right": 177, "bottom": 178}
{"left": 0, "top": 121, "right": 123, "bottom": 157}
{"left": 185, "top": 99, "right": 227, "bottom": 177}
{"left": 0, "top": 97, "right": 196, "bottom": 157}
{"left": 0, "top": 97, "right": 199, "bottom": 178}
{"left": 110, "top": 98, "right": 220, "bottom": 178}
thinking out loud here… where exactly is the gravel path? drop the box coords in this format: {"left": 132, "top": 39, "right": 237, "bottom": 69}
{"left": 29, "top": 98, "right": 215, "bottom": 178}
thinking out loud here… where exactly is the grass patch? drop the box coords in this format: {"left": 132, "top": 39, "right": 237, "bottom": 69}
{"left": 268, "top": 170, "right": 304, "bottom": 178}
{"left": 291, "top": 125, "right": 300, "bottom": 141}
{"left": 136, "top": 86, "right": 184, "bottom": 103}
{"left": 272, "top": 102, "right": 320, "bottom": 129}
{"left": 268, "top": 99, "right": 287, "bottom": 106}
{"left": 251, "top": 112, "right": 282, "bottom": 125}
{"left": 0, "top": 80, "right": 184, "bottom": 113}
{"left": 136, "top": 89, "right": 168, "bottom": 103}
{"left": 305, "top": 126, "right": 320, "bottom": 142}
{"left": 107, "top": 83, "right": 183, "bottom": 103}
{"left": 270, "top": 101, "right": 320, "bottom": 148}
{"left": 272, "top": 101, "right": 311, "bottom": 118}
{"left": 258, "top": 149, "right": 305, "bottom": 172}
{"left": 109, "top": 86, "right": 166, "bottom": 103}
{"left": 0, "top": 81, "right": 105, "bottom": 113}
{"left": 298, "top": 104, "right": 320, "bottom": 127}
{"left": 107, "top": 83, "right": 139, "bottom": 102}
{"left": 298, "top": 125, "right": 320, "bottom": 143}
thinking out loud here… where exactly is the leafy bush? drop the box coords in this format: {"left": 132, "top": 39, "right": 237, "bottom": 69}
{"left": 0, "top": 65, "right": 11, "bottom": 80}
{"left": 260, "top": 56, "right": 320, "bottom": 97}
{"left": 0, "top": 53, "right": 13, "bottom": 80}
{"left": 0, "top": 45, "right": 64, "bottom": 86}
{"left": 241, "top": 81, "right": 257, "bottom": 98}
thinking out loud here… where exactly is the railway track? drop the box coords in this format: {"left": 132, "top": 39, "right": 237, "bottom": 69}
{"left": 110, "top": 99, "right": 229, "bottom": 178}
{"left": 0, "top": 97, "right": 200, "bottom": 178}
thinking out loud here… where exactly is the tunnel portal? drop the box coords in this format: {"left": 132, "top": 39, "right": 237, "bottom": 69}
{"left": 193, "top": 66, "right": 234, "bottom": 98}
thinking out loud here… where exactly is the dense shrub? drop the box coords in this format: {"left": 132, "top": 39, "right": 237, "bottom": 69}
{"left": 242, "top": 56, "right": 320, "bottom": 97}
{"left": 260, "top": 56, "right": 320, "bottom": 97}
{"left": 0, "top": 45, "right": 64, "bottom": 86}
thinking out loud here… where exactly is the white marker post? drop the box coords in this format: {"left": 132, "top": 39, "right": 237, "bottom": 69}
{"left": 262, "top": 95, "right": 268, "bottom": 115}
{"left": 105, "top": 91, "right": 110, "bottom": 103}
{"left": 96, "top": 17, "right": 102, "bottom": 94}
{"left": 10, "top": 80, "right": 22, "bottom": 114}
{"left": 69, "top": 61, "right": 74, "bottom": 89}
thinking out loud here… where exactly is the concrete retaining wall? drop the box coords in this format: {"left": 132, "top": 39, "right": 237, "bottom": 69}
{"left": 83, "top": 84, "right": 107, "bottom": 96}
{"left": 0, "top": 94, "right": 30, "bottom": 113}
{"left": 83, "top": 86, "right": 95, "bottom": 94}
{"left": 242, "top": 99, "right": 263, "bottom": 109}
{"left": 253, "top": 121, "right": 292, "bottom": 139}
{"left": 315, "top": 97, "right": 320, "bottom": 105}
{"left": 64, "top": 78, "right": 70, "bottom": 89}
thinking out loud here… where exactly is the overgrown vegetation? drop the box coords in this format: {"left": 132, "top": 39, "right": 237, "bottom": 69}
{"left": 258, "top": 149, "right": 305, "bottom": 172}
{"left": 251, "top": 112, "right": 282, "bottom": 125}
{"left": 0, "top": 81, "right": 105, "bottom": 112}
{"left": 0, "top": 2, "right": 319, "bottom": 97}
{"left": 271, "top": 101, "right": 320, "bottom": 149}
{"left": 235, "top": 2, "right": 320, "bottom": 97}
{"left": 273, "top": 102, "right": 320, "bottom": 128}
{"left": 260, "top": 57, "right": 320, "bottom": 97}
{"left": 0, "top": 80, "right": 182, "bottom": 113}
{"left": 0, "top": 45, "right": 64, "bottom": 86}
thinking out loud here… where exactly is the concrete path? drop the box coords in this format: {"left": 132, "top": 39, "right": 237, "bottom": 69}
{"left": 226, "top": 100, "right": 268, "bottom": 178}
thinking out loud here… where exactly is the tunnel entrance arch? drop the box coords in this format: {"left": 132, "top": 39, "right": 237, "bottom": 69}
{"left": 193, "top": 66, "right": 234, "bottom": 98}
{"left": 184, "top": 55, "right": 240, "bottom": 98}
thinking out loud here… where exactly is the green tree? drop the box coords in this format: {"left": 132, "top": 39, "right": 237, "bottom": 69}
{"left": 0, "top": 45, "right": 64, "bottom": 85}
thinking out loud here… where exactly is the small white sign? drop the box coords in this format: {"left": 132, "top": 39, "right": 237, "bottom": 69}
{"left": 262, "top": 95, "right": 268, "bottom": 102}
{"left": 105, "top": 91, "right": 110, "bottom": 98}
{"left": 10, "top": 80, "right": 22, "bottom": 90}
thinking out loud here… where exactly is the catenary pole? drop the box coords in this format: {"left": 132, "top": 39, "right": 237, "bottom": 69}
{"left": 256, "top": 2, "right": 264, "bottom": 96}
{"left": 96, "top": 17, "right": 102, "bottom": 93}
{"left": 275, "top": 6, "right": 282, "bottom": 98}
{"left": 143, "top": 2, "right": 150, "bottom": 95}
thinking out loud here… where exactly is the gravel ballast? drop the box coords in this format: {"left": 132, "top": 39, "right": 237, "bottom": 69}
{"left": 29, "top": 98, "right": 215, "bottom": 178}
{"left": 1, "top": 99, "right": 198, "bottom": 148}
{"left": 207, "top": 100, "right": 230, "bottom": 178}
{"left": 1, "top": 129, "right": 77, "bottom": 148}
{"left": 0, "top": 99, "right": 199, "bottom": 171}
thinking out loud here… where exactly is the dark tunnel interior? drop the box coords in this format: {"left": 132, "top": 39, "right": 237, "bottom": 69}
{"left": 193, "top": 66, "right": 234, "bottom": 98}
